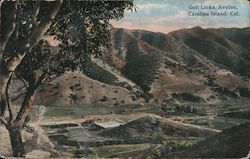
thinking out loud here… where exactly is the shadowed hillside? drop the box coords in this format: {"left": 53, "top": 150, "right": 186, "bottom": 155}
{"left": 170, "top": 27, "right": 250, "bottom": 76}
{"left": 164, "top": 122, "right": 250, "bottom": 158}
{"left": 102, "top": 27, "right": 250, "bottom": 103}
{"left": 101, "top": 115, "right": 219, "bottom": 140}
{"left": 12, "top": 27, "right": 250, "bottom": 105}
{"left": 6, "top": 27, "right": 250, "bottom": 158}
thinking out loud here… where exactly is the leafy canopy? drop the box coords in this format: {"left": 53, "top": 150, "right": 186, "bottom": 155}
{"left": 2, "top": 0, "right": 134, "bottom": 84}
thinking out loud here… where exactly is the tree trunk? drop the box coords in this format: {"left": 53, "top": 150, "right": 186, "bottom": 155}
{"left": 6, "top": 85, "right": 36, "bottom": 157}
{"left": 15, "top": 85, "right": 36, "bottom": 124}
{"left": 7, "top": 124, "right": 25, "bottom": 157}
{"left": 0, "top": 0, "right": 63, "bottom": 116}
{"left": 0, "top": 65, "right": 10, "bottom": 115}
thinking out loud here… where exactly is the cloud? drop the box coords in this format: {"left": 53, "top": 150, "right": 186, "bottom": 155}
{"left": 112, "top": 0, "right": 250, "bottom": 33}
{"left": 137, "top": 3, "right": 168, "bottom": 9}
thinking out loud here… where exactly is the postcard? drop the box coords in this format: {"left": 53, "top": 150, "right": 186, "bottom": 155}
{"left": 0, "top": 0, "right": 249, "bottom": 158}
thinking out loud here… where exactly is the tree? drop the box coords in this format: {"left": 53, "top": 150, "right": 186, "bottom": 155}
{"left": 0, "top": 0, "right": 134, "bottom": 157}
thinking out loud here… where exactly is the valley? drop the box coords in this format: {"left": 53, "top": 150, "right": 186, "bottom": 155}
{"left": 1, "top": 26, "right": 250, "bottom": 158}
{"left": 38, "top": 98, "right": 249, "bottom": 158}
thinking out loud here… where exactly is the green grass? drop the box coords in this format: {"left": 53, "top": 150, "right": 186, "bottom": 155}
{"left": 209, "top": 117, "right": 248, "bottom": 130}
{"left": 181, "top": 115, "right": 248, "bottom": 130}
{"left": 44, "top": 99, "right": 250, "bottom": 119}
{"left": 146, "top": 137, "right": 200, "bottom": 158}
{"left": 44, "top": 103, "right": 157, "bottom": 119}
{"left": 219, "top": 109, "right": 249, "bottom": 119}
{"left": 41, "top": 99, "right": 250, "bottom": 158}
{"left": 71, "top": 148, "right": 97, "bottom": 158}
{"left": 94, "top": 144, "right": 152, "bottom": 158}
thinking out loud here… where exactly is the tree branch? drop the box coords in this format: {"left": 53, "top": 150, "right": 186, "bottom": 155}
{"left": 6, "top": 73, "right": 14, "bottom": 122}
{"left": 31, "top": 0, "right": 41, "bottom": 29}
{"left": 29, "top": 0, "right": 63, "bottom": 47}
{"left": 14, "top": 71, "right": 49, "bottom": 125}
{"left": 15, "top": 73, "right": 29, "bottom": 89}
{"left": 4, "top": 0, "right": 63, "bottom": 72}
{"left": 0, "top": 0, "right": 4, "bottom": 37}
{"left": 34, "top": 72, "right": 49, "bottom": 89}
{"left": 0, "top": 1, "right": 17, "bottom": 57}
{"left": 1, "top": 1, "right": 63, "bottom": 124}
{"left": 14, "top": 84, "right": 36, "bottom": 124}
{"left": 11, "top": 87, "right": 26, "bottom": 102}
{"left": 0, "top": 116, "right": 7, "bottom": 126}
{"left": 0, "top": 0, "right": 3, "bottom": 30}
{"left": 12, "top": 23, "right": 19, "bottom": 41}
{"left": 0, "top": 0, "right": 3, "bottom": 8}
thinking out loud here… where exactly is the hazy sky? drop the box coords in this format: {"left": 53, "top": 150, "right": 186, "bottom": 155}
{"left": 112, "top": 0, "right": 250, "bottom": 33}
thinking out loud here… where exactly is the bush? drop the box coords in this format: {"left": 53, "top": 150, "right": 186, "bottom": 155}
{"left": 238, "top": 87, "right": 250, "bottom": 98}
{"left": 82, "top": 61, "right": 117, "bottom": 85}
{"left": 171, "top": 92, "right": 204, "bottom": 103}
{"left": 121, "top": 54, "right": 160, "bottom": 92}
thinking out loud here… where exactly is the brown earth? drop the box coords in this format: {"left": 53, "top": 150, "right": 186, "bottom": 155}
{"left": 34, "top": 71, "right": 138, "bottom": 106}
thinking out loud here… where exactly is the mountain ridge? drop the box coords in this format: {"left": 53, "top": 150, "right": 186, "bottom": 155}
{"left": 12, "top": 26, "right": 250, "bottom": 106}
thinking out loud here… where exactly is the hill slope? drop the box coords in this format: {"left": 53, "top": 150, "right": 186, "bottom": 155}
{"left": 102, "top": 27, "right": 250, "bottom": 102}
{"left": 164, "top": 122, "right": 250, "bottom": 158}
{"left": 35, "top": 72, "right": 138, "bottom": 106}
{"left": 12, "top": 27, "right": 250, "bottom": 105}
{"left": 100, "top": 115, "right": 219, "bottom": 140}
{"left": 169, "top": 27, "right": 250, "bottom": 76}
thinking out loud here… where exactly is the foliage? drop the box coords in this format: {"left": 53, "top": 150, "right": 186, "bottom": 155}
{"left": 122, "top": 54, "right": 160, "bottom": 92}
{"left": 0, "top": 1, "right": 134, "bottom": 157}
{"left": 238, "top": 87, "right": 250, "bottom": 98}
{"left": 148, "top": 139, "right": 196, "bottom": 158}
{"left": 160, "top": 103, "right": 199, "bottom": 116}
{"left": 2, "top": 0, "right": 134, "bottom": 85}
{"left": 82, "top": 61, "right": 117, "bottom": 85}
{"left": 171, "top": 92, "right": 204, "bottom": 103}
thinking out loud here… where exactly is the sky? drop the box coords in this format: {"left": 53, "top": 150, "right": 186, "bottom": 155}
{"left": 112, "top": 0, "right": 250, "bottom": 33}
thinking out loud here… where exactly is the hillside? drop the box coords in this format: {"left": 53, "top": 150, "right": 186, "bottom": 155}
{"left": 5, "top": 27, "right": 250, "bottom": 158}
{"left": 12, "top": 27, "right": 250, "bottom": 105}
{"left": 102, "top": 27, "right": 250, "bottom": 103}
{"left": 34, "top": 72, "right": 139, "bottom": 106}
{"left": 169, "top": 27, "right": 250, "bottom": 76}
{"left": 215, "top": 27, "right": 250, "bottom": 52}
{"left": 100, "top": 115, "right": 219, "bottom": 140}
{"left": 164, "top": 122, "right": 250, "bottom": 158}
